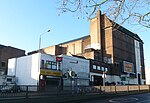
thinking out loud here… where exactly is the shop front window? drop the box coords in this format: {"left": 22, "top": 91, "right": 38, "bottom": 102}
{"left": 45, "top": 60, "right": 57, "bottom": 70}
{"left": 41, "top": 60, "right": 44, "bottom": 69}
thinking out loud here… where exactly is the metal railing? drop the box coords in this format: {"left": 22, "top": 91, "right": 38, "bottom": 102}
{"left": 0, "top": 85, "right": 150, "bottom": 99}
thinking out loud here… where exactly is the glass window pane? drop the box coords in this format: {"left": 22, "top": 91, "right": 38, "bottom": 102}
{"left": 93, "top": 65, "right": 96, "bottom": 69}
{"left": 101, "top": 67, "right": 105, "bottom": 71}
{"left": 97, "top": 66, "right": 101, "bottom": 70}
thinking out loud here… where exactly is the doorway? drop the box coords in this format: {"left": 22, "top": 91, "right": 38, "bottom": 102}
{"left": 138, "top": 73, "right": 141, "bottom": 85}
{"left": 93, "top": 75, "right": 103, "bottom": 86}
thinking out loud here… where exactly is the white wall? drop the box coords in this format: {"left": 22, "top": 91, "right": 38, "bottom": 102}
{"left": 41, "top": 54, "right": 55, "bottom": 61}
{"left": 134, "top": 40, "right": 142, "bottom": 84}
{"left": 8, "top": 53, "right": 40, "bottom": 85}
{"left": 16, "top": 53, "right": 40, "bottom": 85}
{"left": 62, "top": 55, "right": 89, "bottom": 77}
{"left": 8, "top": 53, "right": 62, "bottom": 86}
{"left": 61, "top": 55, "right": 90, "bottom": 86}
{"left": 8, "top": 58, "right": 17, "bottom": 76}
{"left": 134, "top": 40, "right": 141, "bottom": 73}
{"left": 146, "top": 68, "right": 150, "bottom": 84}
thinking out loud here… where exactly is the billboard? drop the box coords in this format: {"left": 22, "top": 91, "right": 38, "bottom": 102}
{"left": 123, "top": 61, "right": 134, "bottom": 73}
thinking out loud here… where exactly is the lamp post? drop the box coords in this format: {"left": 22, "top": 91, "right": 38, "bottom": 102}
{"left": 38, "top": 29, "right": 50, "bottom": 91}
{"left": 38, "top": 29, "right": 51, "bottom": 53}
{"left": 102, "top": 68, "right": 108, "bottom": 92}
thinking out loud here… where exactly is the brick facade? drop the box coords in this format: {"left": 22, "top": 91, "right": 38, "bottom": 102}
{"left": 0, "top": 45, "right": 25, "bottom": 74}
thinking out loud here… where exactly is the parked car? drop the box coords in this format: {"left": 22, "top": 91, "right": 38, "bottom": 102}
{"left": 0, "top": 85, "right": 21, "bottom": 93}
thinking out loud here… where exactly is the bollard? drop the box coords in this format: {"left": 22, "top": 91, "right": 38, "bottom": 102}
{"left": 115, "top": 85, "right": 117, "bottom": 93}
{"left": 99, "top": 85, "right": 101, "bottom": 94}
{"left": 26, "top": 86, "right": 28, "bottom": 98}
{"left": 127, "top": 85, "right": 129, "bottom": 93}
{"left": 138, "top": 85, "right": 140, "bottom": 92}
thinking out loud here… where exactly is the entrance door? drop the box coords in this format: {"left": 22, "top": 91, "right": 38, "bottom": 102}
{"left": 138, "top": 73, "right": 141, "bottom": 85}
{"left": 94, "top": 75, "right": 103, "bottom": 86}
{"left": 45, "top": 78, "right": 60, "bottom": 91}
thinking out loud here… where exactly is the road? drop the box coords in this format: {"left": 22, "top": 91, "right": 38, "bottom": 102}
{"left": 1, "top": 92, "right": 150, "bottom": 103}
{"left": 80, "top": 93, "right": 150, "bottom": 103}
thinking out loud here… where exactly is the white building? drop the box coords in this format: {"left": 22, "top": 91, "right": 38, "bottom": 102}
{"left": 8, "top": 53, "right": 62, "bottom": 91}
{"left": 7, "top": 53, "right": 90, "bottom": 90}
{"left": 146, "top": 68, "right": 150, "bottom": 85}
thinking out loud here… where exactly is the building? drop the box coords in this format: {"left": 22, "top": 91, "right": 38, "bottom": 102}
{"left": 28, "top": 10, "right": 145, "bottom": 85}
{"left": 145, "top": 68, "right": 150, "bottom": 85}
{"left": 0, "top": 44, "right": 25, "bottom": 75}
{"left": 0, "top": 75, "right": 16, "bottom": 85}
{"left": 7, "top": 53, "right": 90, "bottom": 90}
{"left": 8, "top": 53, "right": 62, "bottom": 90}
{"left": 60, "top": 55, "right": 89, "bottom": 86}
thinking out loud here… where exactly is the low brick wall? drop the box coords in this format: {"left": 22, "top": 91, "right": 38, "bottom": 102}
{"left": 93, "top": 85, "right": 150, "bottom": 93}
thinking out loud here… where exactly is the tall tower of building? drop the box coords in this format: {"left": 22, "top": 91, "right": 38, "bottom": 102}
{"left": 90, "top": 10, "right": 101, "bottom": 50}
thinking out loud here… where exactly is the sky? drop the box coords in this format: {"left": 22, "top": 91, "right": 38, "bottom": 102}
{"left": 0, "top": 0, "right": 149, "bottom": 69}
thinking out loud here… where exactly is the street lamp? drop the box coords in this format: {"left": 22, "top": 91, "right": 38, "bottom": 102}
{"left": 37, "top": 29, "right": 50, "bottom": 91}
{"left": 38, "top": 29, "right": 51, "bottom": 53}
{"left": 102, "top": 68, "right": 108, "bottom": 92}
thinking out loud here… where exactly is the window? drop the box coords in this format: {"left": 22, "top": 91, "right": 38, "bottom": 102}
{"left": 51, "top": 61, "right": 57, "bottom": 70}
{"left": 121, "top": 77, "right": 126, "bottom": 81}
{"left": 45, "top": 60, "right": 57, "bottom": 70}
{"left": 97, "top": 66, "right": 101, "bottom": 70}
{"left": 41, "top": 60, "right": 44, "bottom": 69}
{"left": 1, "top": 62, "right": 6, "bottom": 67}
{"left": 101, "top": 67, "right": 105, "bottom": 71}
{"left": 7, "top": 78, "right": 12, "bottom": 82}
{"left": 105, "top": 68, "right": 108, "bottom": 72}
{"left": 93, "top": 65, "right": 96, "bottom": 69}
{"left": 58, "top": 62, "right": 61, "bottom": 70}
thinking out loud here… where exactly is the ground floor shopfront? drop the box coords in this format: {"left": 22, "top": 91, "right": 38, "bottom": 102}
{"left": 39, "top": 69, "right": 62, "bottom": 91}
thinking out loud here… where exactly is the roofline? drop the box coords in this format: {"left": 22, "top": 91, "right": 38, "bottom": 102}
{"left": 115, "top": 24, "right": 144, "bottom": 43}
{"left": 58, "top": 35, "right": 90, "bottom": 45}
{"left": 107, "top": 20, "right": 144, "bottom": 43}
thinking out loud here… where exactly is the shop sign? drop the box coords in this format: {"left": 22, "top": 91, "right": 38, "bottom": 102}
{"left": 123, "top": 61, "right": 134, "bottom": 73}
{"left": 56, "top": 57, "right": 62, "bottom": 62}
{"left": 40, "top": 69, "right": 62, "bottom": 77}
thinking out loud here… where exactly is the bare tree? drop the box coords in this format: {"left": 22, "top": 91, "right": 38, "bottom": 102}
{"left": 58, "top": 0, "right": 150, "bottom": 28}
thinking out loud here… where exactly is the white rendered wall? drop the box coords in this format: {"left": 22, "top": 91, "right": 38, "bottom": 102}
{"left": 8, "top": 53, "right": 40, "bottom": 85}
{"left": 61, "top": 55, "right": 89, "bottom": 86}
{"left": 62, "top": 55, "right": 89, "bottom": 77}
{"left": 134, "top": 40, "right": 142, "bottom": 83}
{"left": 16, "top": 53, "right": 40, "bottom": 85}
{"left": 8, "top": 58, "right": 17, "bottom": 76}
{"left": 41, "top": 54, "right": 55, "bottom": 61}
{"left": 146, "top": 68, "right": 150, "bottom": 84}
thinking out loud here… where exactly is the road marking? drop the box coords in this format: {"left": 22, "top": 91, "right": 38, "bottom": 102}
{"left": 137, "top": 99, "right": 150, "bottom": 103}
{"left": 109, "top": 98, "right": 138, "bottom": 103}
